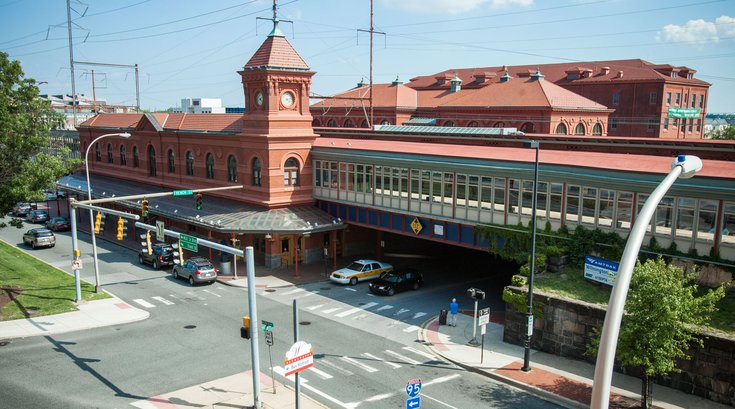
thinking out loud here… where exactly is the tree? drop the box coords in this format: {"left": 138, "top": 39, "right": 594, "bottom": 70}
{"left": 0, "top": 52, "right": 78, "bottom": 224}
{"left": 708, "top": 125, "right": 735, "bottom": 140}
{"left": 588, "top": 257, "right": 726, "bottom": 408}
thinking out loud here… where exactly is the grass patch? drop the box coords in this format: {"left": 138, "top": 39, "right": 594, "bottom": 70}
{"left": 0, "top": 240, "right": 109, "bottom": 321}
{"left": 700, "top": 287, "right": 735, "bottom": 334}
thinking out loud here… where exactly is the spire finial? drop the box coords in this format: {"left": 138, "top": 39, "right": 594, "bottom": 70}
{"left": 268, "top": 0, "right": 285, "bottom": 37}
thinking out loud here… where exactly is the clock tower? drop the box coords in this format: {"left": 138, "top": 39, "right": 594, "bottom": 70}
{"left": 237, "top": 1, "right": 317, "bottom": 208}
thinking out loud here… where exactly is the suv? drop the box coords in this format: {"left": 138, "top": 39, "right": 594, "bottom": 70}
{"left": 23, "top": 228, "right": 56, "bottom": 249}
{"left": 26, "top": 209, "right": 50, "bottom": 224}
{"left": 12, "top": 203, "right": 33, "bottom": 217}
{"left": 173, "top": 257, "right": 218, "bottom": 286}
{"left": 138, "top": 244, "right": 175, "bottom": 270}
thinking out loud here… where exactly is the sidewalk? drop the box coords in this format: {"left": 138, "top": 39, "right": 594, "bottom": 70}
{"left": 420, "top": 311, "right": 732, "bottom": 409}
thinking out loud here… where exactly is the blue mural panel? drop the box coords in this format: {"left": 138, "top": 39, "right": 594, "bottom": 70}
{"left": 368, "top": 210, "right": 377, "bottom": 225}
{"left": 380, "top": 212, "right": 390, "bottom": 228}
{"left": 339, "top": 206, "right": 347, "bottom": 220}
{"left": 348, "top": 206, "right": 357, "bottom": 221}
{"left": 446, "top": 223, "right": 458, "bottom": 241}
{"left": 392, "top": 214, "right": 403, "bottom": 230}
{"left": 461, "top": 226, "right": 474, "bottom": 244}
{"left": 358, "top": 208, "right": 366, "bottom": 223}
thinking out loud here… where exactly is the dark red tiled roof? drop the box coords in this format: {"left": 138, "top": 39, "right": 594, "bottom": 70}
{"left": 244, "top": 36, "right": 309, "bottom": 70}
{"left": 79, "top": 113, "right": 143, "bottom": 129}
{"left": 80, "top": 113, "right": 243, "bottom": 134}
{"left": 311, "top": 83, "right": 418, "bottom": 109}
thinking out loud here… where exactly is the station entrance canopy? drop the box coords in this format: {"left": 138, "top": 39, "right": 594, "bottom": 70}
{"left": 58, "top": 174, "right": 345, "bottom": 235}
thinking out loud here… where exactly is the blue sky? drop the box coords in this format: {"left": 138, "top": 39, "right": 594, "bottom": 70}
{"left": 2, "top": 0, "right": 734, "bottom": 112}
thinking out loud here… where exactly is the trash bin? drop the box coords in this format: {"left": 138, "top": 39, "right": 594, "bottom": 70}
{"left": 219, "top": 260, "right": 232, "bottom": 275}
{"left": 439, "top": 309, "right": 448, "bottom": 325}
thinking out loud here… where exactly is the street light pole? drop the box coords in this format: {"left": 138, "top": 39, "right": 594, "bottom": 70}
{"left": 591, "top": 155, "right": 702, "bottom": 408}
{"left": 522, "top": 140, "right": 539, "bottom": 372}
{"left": 84, "top": 132, "right": 131, "bottom": 293}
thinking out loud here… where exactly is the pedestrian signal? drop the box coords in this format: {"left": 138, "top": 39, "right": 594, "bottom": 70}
{"left": 195, "top": 193, "right": 203, "bottom": 210}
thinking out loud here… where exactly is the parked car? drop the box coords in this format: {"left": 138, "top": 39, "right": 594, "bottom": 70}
{"left": 45, "top": 216, "right": 71, "bottom": 232}
{"left": 22, "top": 228, "right": 56, "bottom": 249}
{"left": 26, "top": 209, "right": 50, "bottom": 224}
{"left": 138, "top": 243, "right": 175, "bottom": 270}
{"left": 44, "top": 189, "right": 67, "bottom": 200}
{"left": 368, "top": 268, "right": 423, "bottom": 296}
{"left": 11, "top": 202, "right": 33, "bottom": 217}
{"left": 172, "top": 257, "right": 217, "bottom": 286}
{"left": 329, "top": 259, "right": 393, "bottom": 285}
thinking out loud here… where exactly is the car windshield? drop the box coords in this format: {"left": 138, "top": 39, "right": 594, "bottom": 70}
{"left": 345, "top": 262, "right": 367, "bottom": 272}
{"left": 381, "top": 273, "right": 401, "bottom": 283}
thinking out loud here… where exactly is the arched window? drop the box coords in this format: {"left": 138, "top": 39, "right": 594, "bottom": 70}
{"left": 520, "top": 122, "right": 535, "bottom": 133}
{"left": 120, "top": 145, "right": 127, "bottom": 166}
{"left": 186, "top": 151, "right": 194, "bottom": 176}
{"left": 327, "top": 119, "right": 337, "bottom": 127}
{"left": 228, "top": 155, "right": 237, "bottom": 182}
{"left": 360, "top": 119, "right": 369, "bottom": 128}
{"left": 592, "top": 123, "right": 603, "bottom": 136}
{"left": 443, "top": 121, "right": 454, "bottom": 127}
{"left": 284, "top": 157, "right": 299, "bottom": 186}
{"left": 95, "top": 143, "right": 101, "bottom": 161}
{"left": 493, "top": 121, "right": 505, "bottom": 128}
{"left": 312, "top": 119, "right": 321, "bottom": 127}
{"left": 555, "top": 123, "right": 568, "bottom": 134}
{"left": 148, "top": 145, "right": 156, "bottom": 176}
{"left": 467, "top": 121, "right": 479, "bottom": 127}
{"left": 574, "top": 123, "right": 585, "bottom": 135}
{"left": 344, "top": 119, "right": 354, "bottom": 128}
{"left": 168, "top": 150, "right": 175, "bottom": 173}
{"left": 206, "top": 153, "right": 215, "bottom": 179}
{"left": 133, "top": 146, "right": 139, "bottom": 168}
{"left": 380, "top": 120, "right": 390, "bottom": 125}
{"left": 107, "top": 143, "right": 113, "bottom": 163}
{"left": 252, "top": 157, "right": 262, "bottom": 186}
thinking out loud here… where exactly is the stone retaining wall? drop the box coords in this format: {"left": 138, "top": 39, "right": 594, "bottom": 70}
{"left": 503, "top": 286, "right": 735, "bottom": 406}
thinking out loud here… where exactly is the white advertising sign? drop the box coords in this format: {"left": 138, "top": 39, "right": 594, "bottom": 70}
{"left": 284, "top": 341, "right": 314, "bottom": 376}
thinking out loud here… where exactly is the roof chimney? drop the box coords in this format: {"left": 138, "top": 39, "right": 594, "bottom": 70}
{"left": 601, "top": 66, "right": 610, "bottom": 75}
{"left": 391, "top": 75, "right": 403, "bottom": 86}
{"left": 450, "top": 73, "right": 462, "bottom": 92}
{"left": 357, "top": 77, "right": 366, "bottom": 88}
{"left": 530, "top": 67, "right": 545, "bottom": 81}
{"left": 617, "top": 70, "right": 624, "bottom": 79}
{"left": 500, "top": 69, "right": 513, "bottom": 83}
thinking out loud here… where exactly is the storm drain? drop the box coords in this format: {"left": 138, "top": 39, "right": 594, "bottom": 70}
{"left": 299, "top": 321, "right": 311, "bottom": 326}
{"left": 184, "top": 325, "right": 196, "bottom": 329}
{"left": 265, "top": 289, "right": 276, "bottom": 293}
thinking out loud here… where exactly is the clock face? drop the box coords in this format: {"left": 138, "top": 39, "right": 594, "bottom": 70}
{"left": 255, "top": 91, "right": 264, "bottom": 106}
{"left": 281, "top": 91, "right": 295, "bottom": 107}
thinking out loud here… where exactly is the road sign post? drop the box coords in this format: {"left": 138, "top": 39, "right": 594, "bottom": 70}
{"left": 406, "top": 378, "right": 422, "bottom": 409}
{"left": 179, "top": 233, "right": 198, "bottom": 252}
{"left": 265, "top": 330, "right": 275, "bottom": 393}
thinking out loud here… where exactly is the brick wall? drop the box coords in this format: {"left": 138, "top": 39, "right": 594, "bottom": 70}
{"left": 503, "top": 287, "right": 735, "bottom": 406}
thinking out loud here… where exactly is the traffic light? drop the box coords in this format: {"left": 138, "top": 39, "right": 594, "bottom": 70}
{"left": 195, "top": 193, "right": 203, "bottom": 210}
{"left": 141, "top": 198, "right": 149, "bottom": 218}
{"left": 240, "top": 315, "right": 251, "bottom": 339}
{"left": 116, "top": 217, "right": 127, "bottom": 241}
{"left": 94, "top": 211, "right": 104, "bottom": 234}
{"left": 172, "top": 242, "right": 182, "bottom": 265}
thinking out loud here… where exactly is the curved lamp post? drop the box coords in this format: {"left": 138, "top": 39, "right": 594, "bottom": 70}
{"left": 522, "top": 140, "right": 539, "bottom": 372}
{"left": 591, "top": 155, "right": 702, "bottom": 409}
{"left": 85, "top": 132, "right": 131, "bottom": 293}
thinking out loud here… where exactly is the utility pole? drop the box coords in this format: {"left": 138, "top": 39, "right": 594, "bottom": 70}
{"left": 91, "top": 70, "right": 97, "bottom": 113}
{"left": 66, "top": 0, "right": 77, "bottom": 128}
{"left": 357, "top": 0, "right": 385, "bottom": 128}
{"left": 76, "top": 61, "right": 141, "bottom": 113}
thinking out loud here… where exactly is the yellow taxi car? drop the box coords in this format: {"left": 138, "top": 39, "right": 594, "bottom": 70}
{"left": 329, "top": 259, "right": 393, "bottom": 286}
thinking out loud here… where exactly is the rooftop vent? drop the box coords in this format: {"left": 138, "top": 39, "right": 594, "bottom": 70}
{"left": 500, "top": 69, "right": 513, "bottom": 83}
{"left": 450, "top": 73, "right": 462, "bottom": 92}
{"left": 601, "top": 66, "right": 610, "bottom": 75}
{"left": 391, "top": 75, "right": 403, "bottom": 86}
{"left": 617, "top": 70, "right": 624, "bottom": 79}
{"left": 530, "top": 68, "right": 545, "bottom": 81}
{"left": 356, "top": 77, "right": 366, "bottom": 88}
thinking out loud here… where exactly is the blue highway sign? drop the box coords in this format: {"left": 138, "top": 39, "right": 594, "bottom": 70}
{"left": 405, "top": 378, "right": 422, "bottom": 398}
{"left": 406, "top": 397, "right": 421, "bottom": 409}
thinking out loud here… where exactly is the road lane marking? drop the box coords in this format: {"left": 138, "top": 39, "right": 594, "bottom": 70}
{"left": 344, "top": 288, "right": 357, "bottom": 292}
{"left": 362, "top": 352, "right": 401, "bottom": 369}
{"left": 384, "top": 350, "right": 420, "bottom": 365}
{"left": 403, "top": 325, "right": 420, "bottom": 333}
{"left": 273, "top": 365, "right": 307, "bottom": 383}
{"left": 322, "top": 307, "right": 341, "bottom": 314}
{"left": 132, "top": 299, "right": 155, "bottom": 308}
{"left": 307, "top": 303, "right": 325, "bottom": 311}
{"left": 307, "top": 366, "right": 333, "bottom": 379}
{"left": 422, "top": 393, "right": 459, "bottom": 409}
{"left": 364, "top": 392, "right": 394, "bottom": 402}
{"left": 336, "top": 302, "right": 378, "bottom": 318}
{"left": 340, "top": 356, "right": 378, "bottom": 373}
{"left": 168, "top": 294, "right": 183, "bottom": 301}
{"left": 394, "top": 308, "right": 410, "bottom": 315}
{"left": 412, "top": 312, "right": 427, "bottom": 319}
{"left": 302, "top": 381, "right": 357, "bottom": 409}
{"left": 319, "top": 359, "right": 354, "bottom": 376}
{"left": 423, "top": 373, "right": 461, "bottom": 385}
{"left": 403, "top": 346, "right": 439, "bottom": 361}
{"left": 151, "top": 296, "right": 174, "bottom": 306}
{"left": 186, "top": 291, "right": 205, "bottom": 301}
{"left": 203, "top": 289, "right": 221, "bottom": 298}
{"left": 281, "top": 288, "right": 305, "bottom": 296}
{"left": 376, "top": 305, "right": 393, "bottom": 312}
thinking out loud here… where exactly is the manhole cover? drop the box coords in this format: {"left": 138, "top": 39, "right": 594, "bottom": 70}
{"left": 184, "top": 325, "right": 196, "bottom": 329}
{"left": 0, "top": 341, "right": 9, "bottom": 347}
{"left": 320, "top": 287, "right": 331, "bottom": 291}
{"left": 299, "top": 321, "right": 311, "bottom": 325}
{"left": 265, "top": 289, "right": 276, "bottom": 293}
{"left": 358, "top": 302, "right": 366, "bottom": 306}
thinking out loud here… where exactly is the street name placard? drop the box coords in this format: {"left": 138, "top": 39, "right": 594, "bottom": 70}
{"left": 262, "top": 320, "right": 274, "bottom": 331}
{"left": 179, "top": 234, "right": 198, "bottom": 252}
{"left": 172, "top": 189, "right": 193, "bottom": 196}
{"left": 667, "top": 107, "right": 701, "bottom": 119}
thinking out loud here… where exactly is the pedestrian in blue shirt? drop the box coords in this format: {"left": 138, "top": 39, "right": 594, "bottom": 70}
{"left": 449, "top": 298, "right": 459, "bottom": 327}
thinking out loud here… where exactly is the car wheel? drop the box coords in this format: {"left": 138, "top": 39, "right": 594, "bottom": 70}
{"left": 31, "top": 242, "right": 37, "bottom": 250}
{"left": 153, "top": 260, "right": 160, "bottom": 270}
{"left": 387, "top": 287, "right": 395, "bottom": 296}
{"left": 138, "top": 255, "right": 144, "bottom": 264}
{"left": 412, "top": 282, "right": 420, "bottom": 290}
{"left": 188, "top": 276, "right": 195, "bottom": 286}
{"left": 173, "top": 269, "right": 179, "bottom": 279}
{"left": 349, "top": 277, "right": 358, "bottom": 286}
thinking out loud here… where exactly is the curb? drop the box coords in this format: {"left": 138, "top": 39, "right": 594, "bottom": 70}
{"left": 418, "top": 317, "right": 587, "bottom": 409}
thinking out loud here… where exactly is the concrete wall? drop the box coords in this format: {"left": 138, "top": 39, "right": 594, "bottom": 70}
{"left": 503, "top": 287, "right": 735, "bottom": 406}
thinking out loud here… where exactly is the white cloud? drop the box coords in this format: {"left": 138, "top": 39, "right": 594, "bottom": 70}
{"left": 656, "top": 15, "right": 735, "bottom": 44}
{"left": 381, "top": 0, "right": 532, "bottom": 14}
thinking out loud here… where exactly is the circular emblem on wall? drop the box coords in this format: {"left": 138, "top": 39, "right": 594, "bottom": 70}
{"left": 256, "top": 91, "right": 264, "bottom": 106}
{"left": 281, "top": 91, "right": 295, "bottom": 107}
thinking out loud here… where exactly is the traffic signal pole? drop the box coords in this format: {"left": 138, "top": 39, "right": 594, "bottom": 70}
{"left": 78, "top": 185, "right": 243, "bottom": 205}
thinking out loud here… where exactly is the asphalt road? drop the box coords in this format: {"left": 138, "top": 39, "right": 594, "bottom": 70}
{"left": 0, "top": 216, "right": 559, "bottom": 409}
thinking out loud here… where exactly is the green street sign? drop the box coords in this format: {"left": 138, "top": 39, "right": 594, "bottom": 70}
{"left": 262, "top": 320, "right": 274, "bottom": 332}
{"left": 173, "top": 189, "right": 194, "bottom": 197}
{"left": 667, "top": 107, "right": 701, "bottom": 119}
{"left": 179, "top": 233, "right": 198, "bottom": 252}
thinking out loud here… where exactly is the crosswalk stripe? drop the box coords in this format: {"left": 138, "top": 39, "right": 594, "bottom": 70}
{"left": 395, "top": 308, "right": 410, "bottom": 315}
{"left": 281, "top": 288, "right": 305, "bottom": 296}
{"left": 340, "top": 356, "right": 378, "bottom": 373}
{"left": 169, "top": 294, "right": 183, "bottom": 301}
{"left": 133, "top": 299, "right": 155, "bottom": 308}
{"left": 345, "top": 288, "right": 357, "bottom": 292}
{"left": 335, "top": 302, "right": 378, "bottom": 318}
{"left": 403, "top": 325, "right": 420, "bottom": 333}
{"left": 322, "top": 307, "right": 341, "bottom": 314}
{"left": 151, "top": 296, "right": 174, "bottom": 305}
{"left": 273, "top": 366, "right": 307, "bottom": 383}
{"left": 403, "top": 346, "right": 439, "bottom": 361}
{"left": 375, "top": 305, "right": 393, "bottom": 312}
{"left": 384, "top": 350, "right": 420, "bottom": 365}
{"left": 362, "top": 352, "right": 401, "bottom": 369}
{"left": 307, "top": 366, "right": 333, "bottom": 379}
{"left": 307, "top": 303, "right": 325, "bottom": 311}
{"left": 412, "top": 312, "right": 427, "bottom": 319}
{"left": 186, "top": 291, "right": 205, "bottom": 301}
{"left": 424, "top": 373, "right": 461, "bottom": 386}
{"left": 319, "top": 359, "right": 354, "bottom": 376}
{"left": 203, "top": 289, "right": 221, "bottom": 298}
{"left": 365, "top": 392, "right": 394, "bottom": 402}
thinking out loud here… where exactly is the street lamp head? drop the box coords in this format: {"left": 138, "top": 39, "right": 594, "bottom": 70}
{"left": 673, "top": 155, "right": 702, "bottom": 179}
{"left": 119, "top": 132, "right": 132, "bottom": 138}
{"left": 524, "top": 140, "right": 539, "bottom": 149}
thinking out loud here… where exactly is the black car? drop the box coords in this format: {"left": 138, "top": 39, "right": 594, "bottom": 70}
{"left": 138, "top": 244, "right": 175, "bottom": 270}
{"left": 368, "top": 268, "right": 423, "bottom": 296}
{"left": 46, "top": 216, "right": 71, "bottom": 232}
